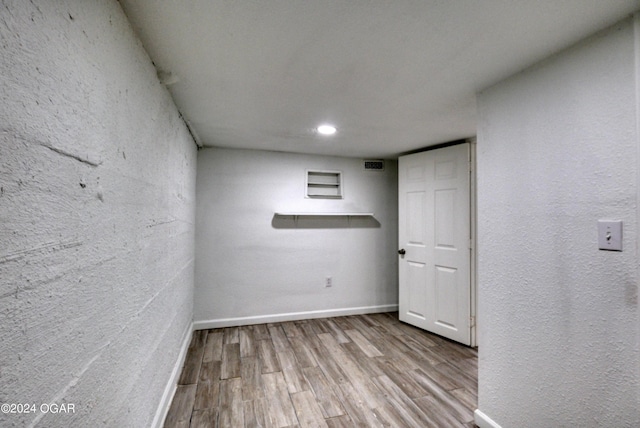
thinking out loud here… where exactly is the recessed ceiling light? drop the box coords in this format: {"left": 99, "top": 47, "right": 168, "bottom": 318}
{"left": 317, "top": 124, "right": 337, "bottom": 136}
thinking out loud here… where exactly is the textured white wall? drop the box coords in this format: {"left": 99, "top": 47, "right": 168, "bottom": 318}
{"left": 0, "top": 2, "right": 196, "bottom": 427}
{"left": 476, "top": 18, "right": 639, "bottom": 427}
{"left": 195, "top": 148, "right": 398, "bottom": 325}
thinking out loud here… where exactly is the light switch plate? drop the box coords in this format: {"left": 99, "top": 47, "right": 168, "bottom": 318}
{"left": 598, "top": 220, "right": 622, "bottom": 251}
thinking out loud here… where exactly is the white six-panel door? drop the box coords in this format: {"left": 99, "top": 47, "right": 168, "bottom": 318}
{"left": 398, "top": 143, "right": 471, "bottom": 346}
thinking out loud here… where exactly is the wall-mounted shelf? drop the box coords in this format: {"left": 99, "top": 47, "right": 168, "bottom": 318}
{"left": 272, "top": 212, "right": 379, "bottom": 229}
{"left": 275, "top": 212, "right": 374, "bottom": 221}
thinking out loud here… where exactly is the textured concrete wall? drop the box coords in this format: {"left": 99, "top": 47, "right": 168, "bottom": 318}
{"left": 195, "top": 148, "right": 398, "bottom": 325}
{"left": 476, "top": 18, "right": 639, "bottom": 427}
{"left": 0, "top": 1, "right": 196, "bottom": 427}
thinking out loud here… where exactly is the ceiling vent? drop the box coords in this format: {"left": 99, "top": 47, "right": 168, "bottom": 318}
{"left": 363, "top": 160, "right": 385, "bottom": 171}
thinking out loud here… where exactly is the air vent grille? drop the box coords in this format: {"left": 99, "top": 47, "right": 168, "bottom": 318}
{"left": 363, "top": 160, "right": 385, "bottom": 171}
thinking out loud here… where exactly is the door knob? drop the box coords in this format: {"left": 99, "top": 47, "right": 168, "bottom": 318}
{"left": 398, "top": 249, "right": 406, "bottom": 255}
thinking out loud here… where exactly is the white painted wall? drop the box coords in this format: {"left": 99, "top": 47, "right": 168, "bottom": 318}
{"left": 476, "top": 17, "right": 639, "bottom": 427}
{"left": 0, "top": 2, "right": 196, "bottom": 427}
{"left": 195, "top": 148, "right": 398, "bottom": 326}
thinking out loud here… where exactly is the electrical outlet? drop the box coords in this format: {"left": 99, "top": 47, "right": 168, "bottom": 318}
{"left": 325, "top": 277, "right": 332, "bottom": 287}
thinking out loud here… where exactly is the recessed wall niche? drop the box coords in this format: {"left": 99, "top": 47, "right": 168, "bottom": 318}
{"left": 306, "top": 170, "right": 343, "bottom": 198}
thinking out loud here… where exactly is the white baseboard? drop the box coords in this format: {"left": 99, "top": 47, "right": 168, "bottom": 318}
{"left": 151, "top": 322, "right": 193, "bottom": 428}
{"left": 474, "top": 409, "right": 502, "bottom": 428}
{"left": 193, "top": 304, "right": 399, "bottom": 330}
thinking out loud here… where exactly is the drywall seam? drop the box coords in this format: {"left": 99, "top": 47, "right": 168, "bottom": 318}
{"left": 193, "top": 304, "right": 399, "bottom": 330}
{"left": 151, "top": 322, "right": 194, "bottom": 428}
{"left": 474, "top": 409, "right": 502, "bottom": 428}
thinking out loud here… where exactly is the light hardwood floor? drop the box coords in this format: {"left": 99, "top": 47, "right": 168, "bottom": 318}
{"left": 164, "top": 312, "right": 478, "bottom": 427}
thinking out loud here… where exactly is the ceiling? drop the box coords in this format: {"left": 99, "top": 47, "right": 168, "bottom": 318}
{"left": 119, "top": 0, "right": 639, "bottom": 159}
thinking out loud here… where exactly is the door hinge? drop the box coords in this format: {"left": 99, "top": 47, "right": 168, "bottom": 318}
{"left": 470, "top": 316, "right": 476, "bottom": 328}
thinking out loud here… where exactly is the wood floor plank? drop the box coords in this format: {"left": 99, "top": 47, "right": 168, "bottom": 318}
{"left": 371, "top": 375, "right": 437, "bottom": 427}
{"left": 359, "top": 314, "right": 383, "bottom": 327}
{"left": 412, "top": 360, "right": 461, "bottom": 391}
{"left": 414, "top": 343, "right": 449, "bottom": 366}
{"left": 325, "top": 414, "right": 354, "bottom": 428}
{"left": 203, "top": 331, "right": 224, "bottom": 363}
{"left": 240, "top": 327, "right": 257, "bottom": 358}
{"left": 333, "top": 382, "right": 385, "bottom": 428}
{"left": 219, "top": 378, "right": 244, "bottom": 427}
{"left": 288, "top": 336, "right": 318, "bottom": 368}
{"left": 329, "top": 316, "right": 355, "bottom": 332}
{"left": 164, "top": 313, "right": 477, "bottom": 428}
{"left": 291, "top": 390, "right": 329, "bottom": 428}
{"left": 259, "top": 339, "right": 281, "bottom": 374}
{"left": 369, "top": 336, "right": 421, "bottom": 372}
{"left": 178, "top": 332, "right": 206, "bottom": 385}
{"left": 344, "top": 329, "right": 383, "bottom": 358}
{"left": 407, "top": 368, "right": 474, "bottom": 422}
{"left": 281, "top": 321, "right": 303, "bottom": 338}
{"left": 372, "top": 403, "right": 413, "bottom": 428}
{"left": 395, "top": 319, "right": 438, "bottom": 338}
{"left": 252, "top": 323, "right": 271, "bottom": 341}
{"left": 278, "top": 349, "right": 310, "bottom": 393}
{"left": 269, "top": 325, "right": 291, "bottom": 352}
{"left": 357, "top": 314, "right": 379, "bottom": 328}
{"left": 344, "top": 316, "right": 381, "bottom": 341}
{"left": 456, "top": 357, "right": 479, "bottom": 381}
{"left": 164, "top": 384, "right": 196, "bottom": 428}
{"left": 414, "top": 394, "right": 471, "bottom": 426}
{"left": 368, "top": 313, "right": 406, "bottom": 336}
{"left": 308, "top": 318, "right": 332, "bottom": 334}
{"left": 194, "top": 330, "right": 209, "bottom": 348}
{"left": 221, "top": 343, "right": 241, "bottom": 379}
{"left": 194, "top": 379, "right": 220, "bottom": 410}
{"left": 262, "top": 372, "right": 299, "bottom": 427}
{"left": 341, "top": 342, "right": 385, "bottom": 378}
{"left": 401, "top": 333, "right": 440, "bottom": 356}
{"left": 433, "top": 361, "right": 477, "bottom": 391}
{"left": 296, "top": 322, "right": 325, "bottom": 350}
{"left": 241, "top": 356, "right": 265, "bottom": 401}
{"left": 317, "top": 333, "right": 384, "bottom": 409}
{"left": 369, "top": 325, "right": 392, "bottom": 340}
{"left": 198, "top": 360, "right": 221, "bottom": 383}
{"left": 301, "top": 366, "right": 345, "bottom": 418}
{"left": 375, "top": 361, "right": 429, "bottom": 399}
{"left": 224, "top": 326, "right": 240, "bottom": 344}
{"left": 309, "top": 343, "right": 348, "bottom": 385}
{"left": 321, "top": 319, "right": 351, "bottom": 344}
{"left": 401, "top": 328, "right": 440, "bottom": 348}
{"left": 190, "top": 407, "right": 218, "bottom": 428}
{"left": 244, "top": 398, "right": 273, "bottom": 428}
{"left": 451, "top": 386, "right": 478, "bottom": 408}
{"left": 440, "top": 340, "right": 479, "bottom": 360}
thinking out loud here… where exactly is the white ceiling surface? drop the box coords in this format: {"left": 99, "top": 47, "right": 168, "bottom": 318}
{"left": 120, "top": 1, "right": 639, "bottom": 158}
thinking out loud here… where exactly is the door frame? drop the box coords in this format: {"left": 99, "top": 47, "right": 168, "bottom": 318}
{"left": 469, "top": 138, "right": 477, "bottom": 348}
